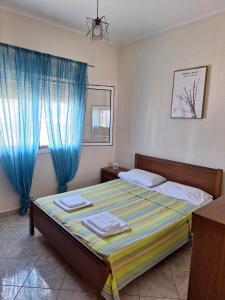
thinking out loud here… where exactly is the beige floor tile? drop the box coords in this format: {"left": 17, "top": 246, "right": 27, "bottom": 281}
{"left": 120, "top": 280, "right": 139, "bottom": 296}
{"left": 40, "top": 243, "right": 65, "bottom": 263}
{"left": 0, "top": 240, "right": 14, "bottom": 259}
{"left": 32, "top": 229, "right": 47, "bottom": 243}
{"left": 15, "top": 287, "right": 58, "bottom": 300}
{"left": 0, "top": 285, "right": 21, "bottom": 300}
{"left": 61, "top": 267, "right": 94, "bottom": 293}
{"left": 0, "top": 238, "right": 45, "bottom": 260}
{"left": 57, "top": 290, "right": 97, "bottom": 300}
{"left": 167, "top": 244, "right": 192, "bottom": 271}
{"left": 0, "top": 258, "right": 35, "bottom": 286}
{"left": 0, "top": 223, "right": 27, "bottom": 240}
{"left": 154, "top": 257, "right": 171, "bottom": 271}
{"left": 138, "top": 264, "right": 179, "bottom": 298}
{"left": 0, "top": 214, "right": 28, "bottom": 226}
{"left": 0, "top": 215, "right": 45, "bottom": 242}
{"left": 23, "top": 257, "right": 66, "bottom": 289}
{"left": 172, "top": 270, "right": 189, "bottom": 300}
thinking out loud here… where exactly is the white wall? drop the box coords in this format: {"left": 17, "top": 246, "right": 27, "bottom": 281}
{"left": 0, "top": 9, "right": 119, "bottom": 212}
{"left": 116, "top": 12, "right": 225, "bottom": 192}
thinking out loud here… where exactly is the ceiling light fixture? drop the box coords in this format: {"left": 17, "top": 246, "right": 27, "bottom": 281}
{"left": 86, "top": 0, "right": 109, "bottom": 42}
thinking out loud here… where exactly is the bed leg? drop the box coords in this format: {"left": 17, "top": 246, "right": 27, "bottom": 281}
{"left": 29, "top": 202, "right": 34, "bottom": 235}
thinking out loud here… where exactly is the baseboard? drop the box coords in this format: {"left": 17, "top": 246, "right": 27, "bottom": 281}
{"left": 0, "top": 209, "right": 18, "bottom": 219}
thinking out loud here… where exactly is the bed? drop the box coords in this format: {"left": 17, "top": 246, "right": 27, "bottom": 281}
{"left": 29, "top": 153, "right": 223, "bottom": 300}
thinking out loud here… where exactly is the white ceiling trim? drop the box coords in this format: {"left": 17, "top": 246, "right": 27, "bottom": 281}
{"left": 1, "top": 4, "right": 225, "bottom": 47}
{"left": 121, "top": 7, "right": 225, "bottom": 46}
{"left": 0, "top": 5, "right": 87, "bottom": 39}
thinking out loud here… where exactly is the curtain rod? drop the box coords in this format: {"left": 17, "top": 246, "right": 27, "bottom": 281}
{"left": 0, "top": 42, "right": 95, "bottom": 68}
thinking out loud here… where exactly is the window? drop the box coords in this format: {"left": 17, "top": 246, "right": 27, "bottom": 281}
{"left": 39, "top": 102, "right": 68, "bottom": 147}
{"left": 40, "top": 111, "right": 48, "bottom": 147}
{"left": 40, "top": 85, "right": 114, "bottom": 147}
{"left": 39, "top": 80, "right": 77, "bottom": 148}
{"left": 83, "top": 85, "right": 114, "bottom": 145}
{"left": 0, "top": 82, "right": 38, "bottom": 147}
{"left": 92, "top": 106, "right": 110, "bottom": 129}
{"left": 91, "top": 106, "right": 110, "bottom": 142}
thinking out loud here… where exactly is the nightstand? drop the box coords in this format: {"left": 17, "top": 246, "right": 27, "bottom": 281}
{"left": 101, "top": 166, "right": 128, "bottom": 183}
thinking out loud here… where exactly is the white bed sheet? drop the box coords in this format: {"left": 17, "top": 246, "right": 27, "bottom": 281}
{"left": 121, "top": 179, "right": 213, "bottom": 208}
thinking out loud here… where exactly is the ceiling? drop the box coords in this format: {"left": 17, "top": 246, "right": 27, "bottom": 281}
{"left": 1, "top": 0, "right": 225, "bottom": 45}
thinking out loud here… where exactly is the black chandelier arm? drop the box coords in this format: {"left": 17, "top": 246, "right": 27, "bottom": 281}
{"left": 99, "top": 16, "right": 109, "bottom": 25}
{"left": 86, "top": 17, "right": 93, "bottom": 23}
{"left": 100, "top": 15, "right": 107, "bottom": 20}
{"left": 85, "top": 18, "right": 92, "bottom": 36}
{"left": 86, "top": 16, "right": 108, "bottom": 26}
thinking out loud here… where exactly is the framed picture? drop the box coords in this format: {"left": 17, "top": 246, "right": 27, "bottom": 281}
{"left": 171, "top": 66, "right": 208, "bottom": 119}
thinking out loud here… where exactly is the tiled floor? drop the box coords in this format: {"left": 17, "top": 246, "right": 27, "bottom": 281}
{"left": 0, "top": 214, "right": 191, "bottom": 300}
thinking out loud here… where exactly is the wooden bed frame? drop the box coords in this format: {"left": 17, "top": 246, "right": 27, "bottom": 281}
{"left": 30, "top": 153, "right": 223, "bottom": 299}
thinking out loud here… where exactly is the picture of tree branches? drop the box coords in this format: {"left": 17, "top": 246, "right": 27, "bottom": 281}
{"left": 176, "top": 79, "right": 200, "bottom": 118}
{"left": 171, "top": 66, "right": 207, "bottom": 119}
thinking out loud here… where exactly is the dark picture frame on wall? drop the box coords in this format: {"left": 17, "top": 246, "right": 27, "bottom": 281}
{"left": 171, "top": 66, "right": 208, "bottom": 119}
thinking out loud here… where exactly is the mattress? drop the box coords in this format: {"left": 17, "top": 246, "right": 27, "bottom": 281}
{"left": 35, "top": 179, "right": 197, "bottom": 300}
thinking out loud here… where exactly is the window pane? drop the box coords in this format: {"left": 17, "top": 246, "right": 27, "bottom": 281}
{"left": 83, "top": 87, "right": 112, "bottom": 144}
{"left": 39, "top": 81, "right": 68, "bottom": 147}
{"left": 39, "top": 110, "right": 49, "bottom": 147}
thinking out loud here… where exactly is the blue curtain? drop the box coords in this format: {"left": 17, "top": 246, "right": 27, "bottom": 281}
{"left": 44, "top": 57, "right": 87, "bottom": 193}
{"left": 0, "top": 42, "right": 87, "bottom": 214}
{"left": 0, "top": 43, "right": 43, "bottom": 215}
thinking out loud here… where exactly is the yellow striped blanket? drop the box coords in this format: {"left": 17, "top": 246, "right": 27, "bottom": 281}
{"left": 35, "top": 179, "right": 195, "bottom": 300}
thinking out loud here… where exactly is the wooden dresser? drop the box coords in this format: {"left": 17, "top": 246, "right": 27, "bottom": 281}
{"left": 101, "top": 166, "right": 128, "bottom": 183}
{"left": 188, "top": 196, "right": 225, "bottom": 300}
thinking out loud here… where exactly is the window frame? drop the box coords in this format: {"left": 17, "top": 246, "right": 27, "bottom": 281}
{"left": 38, "top": 84, "right": 114, "bottom": 151}
{"left": 82, "top": 84, "right": 114, "bottom": 146}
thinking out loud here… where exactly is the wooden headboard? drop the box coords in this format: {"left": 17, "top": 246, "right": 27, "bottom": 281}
{"left": 135, "top": 153, "right": 223, "bottom": 199}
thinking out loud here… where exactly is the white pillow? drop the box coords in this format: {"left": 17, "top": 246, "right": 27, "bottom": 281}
{"left": 152, "top": 181, "right": 213, "bottom": 205}
{"left": 118, "top": 169, "right": 166, "bottom": 187}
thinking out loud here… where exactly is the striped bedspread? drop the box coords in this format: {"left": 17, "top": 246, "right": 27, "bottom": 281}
{"left": 35, "top": 179, "right": 196, "bottom": 300}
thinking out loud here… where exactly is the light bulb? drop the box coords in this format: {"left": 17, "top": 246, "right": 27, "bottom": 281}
{"left": 93, "top": 24, "right": 102, "bottom": 36}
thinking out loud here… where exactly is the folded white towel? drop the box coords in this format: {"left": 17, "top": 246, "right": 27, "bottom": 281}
{"left": 59, "top": 194, "right": 86, "bottom": 208}
{"left": 88, "top": 212, "right": 122, "bottom": 232}
{"left": 81, "top": 212, "right": 130, "bottom": 237}
{"left": 53, "top": 198, "right": 92, "bottom": 212}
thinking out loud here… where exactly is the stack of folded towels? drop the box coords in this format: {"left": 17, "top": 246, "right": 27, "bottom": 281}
{"left": 82, "top": 212, "right": 130, "bottom": 237}
{"left": 54, "top": 194, "right": 92, "bottom": 212}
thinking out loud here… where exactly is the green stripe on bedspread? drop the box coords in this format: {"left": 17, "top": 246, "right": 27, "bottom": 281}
{"left": 35, "top": 179, "right": 195, "bottom": 300}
